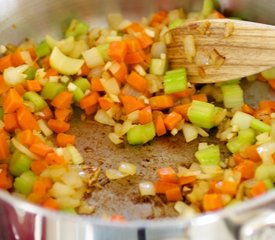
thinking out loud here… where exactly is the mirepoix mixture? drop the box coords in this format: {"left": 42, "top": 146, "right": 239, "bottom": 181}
{"left": 0, "top": 0, "right": 275, "bottom": 219}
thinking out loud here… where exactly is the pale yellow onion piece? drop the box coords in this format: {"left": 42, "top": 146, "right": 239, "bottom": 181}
{"left": 174, "top": 201, "right": 196, "bottom": 218}
{"left": 182, "top": 123, "right": 198, "bottom": 143}
{"left": 150, "top": 42, "right": 167, "bottom": 59}
{"left": 37, "top": 119, "right": 53, "bottom": 137}
{"left": 45, "top": 35, "right": 75, "bottom": 55}
{"left": 127, "top": 110, "right": 140, "bottom": 123}
{"left": 66, "top": 145, "right": 84, "bottom": 165}
{"left": 139, "top": 181, "right": 156, "bottom": 196}
{"left": 21, "top": 50, "right": 33, "bottom": 65}
{"left": 82, "top": 47, "right": 104, "bottom": 68}
{"left": 56, "top": 197, "right": 81, "bottom": 209}
{"left": 118, "top": 162, "right": 137, "bottom": 175}
{"left": 78, "top": 202, "right": 95, "bottom": 214}
{"left": 11, "top": 138, "right": 37, "bottom": 159}
{"left": 49, "top": 182, "right": 76, "bottom": 198}
{"left": 108, "top": 132, "right": 123, "bottom": 145}
{"left": 94, "top": 109, "right": 116, "bottom": 126}
{"left": 61, "top": 170, "right": 84, "bottom": 189}
{"left": 184, "top": 35, "right": 196, "bottom": 63}
{"left": 100, "top": 77, "right": 120, "bottom": 95}
{"left": 105, "top": 169, "right": 129, "bottom": 180}
{"left": 49, "top": 47, "right": 84, "bottom": 75}
{"left": 257, "top": 142, "right": 275, "bottom": 164}
{"left": 47, "top": 165, "right": 67, "bottom": 182}
{"left": 69, "top": 39, "right": 88, "bottom": 59}
{"left": 3, "top": 65, "right": 29, "bottom": 86}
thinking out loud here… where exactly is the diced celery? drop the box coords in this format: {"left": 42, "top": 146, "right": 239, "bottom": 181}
{"left": 23, "top": 66, "right": 37, "bottom": 80}
{"left": 255, "top": 164, "right": 275, "bottom": 182}
{"left": 250, "top": 119, "right": 271, "bottom": 133}
{"left": 263, "top": 179, "right": 273, "bottom": 190}
{"left": 237, "top": 128, "right": 256, "bottom": 144}
{"left": 164, "top": 68, "right": 187, "bottom": 94}
{"left": 201, "top": 0, "right": 214, "bottom": 17}
{"left": 50, "top": 47, "right": 84, "bottom": 75}
{"left": 73, "top": 77, "right": 90, "bottom": 93}
{"left": 35, "top": 40, "right": 51, "bottom": 58}
{"left": 0, "top": 107, "right": 3, "bottom": 120}
{"left": 195, "top": 145, "right": 220, "bottom": 165}
{"left": 65, "top": 19, "right": 89, "bottom": 38}
{"left": 216, "top": 78, "right": 241, "bottom": 87}
{"left": 169, "top": 18, "right": 185, "bottom": 30}
{"left": 14, "top": 171, "right": 37, "bottom": 195}
{"left": 41, "top": 82, "right": 66, "bottom": 100}
{"left": 226, "top": 137, "right": 247, "bottom": 154}
{"left": 9, "top": 150, "right": 32, "bottom": 177}
{"left": 150, "top": 58, "right": 167, "bottom": 76}
{"left": 66, "top": 145, "right": 84, "bottom": 164}
{"left": 127, "top": 122, "right": 156, "bottom": 145}
{"left": 187, "top": 100, "right": 215, "bottom": 129}
{"left": 261, "top": 67, "right": 275, "bottom": 80}
{"left": 96, "top": 43, "right": 110, "bottom": 61}
{"left": 221, "top": 84, "right": 244, "bottom": 108}
{"left": 231, "top": 111, "right": 254, "bottom": 130}
{"left": 71, "top": 87, "right": 85, "bottom": 102}
{"left": 23, "top": 91, "right": 48, "bottom": 111}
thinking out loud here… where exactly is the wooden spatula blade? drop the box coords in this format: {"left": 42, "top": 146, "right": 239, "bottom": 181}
{"left": 167, "top": 19, "right": 275, "bottom": 83}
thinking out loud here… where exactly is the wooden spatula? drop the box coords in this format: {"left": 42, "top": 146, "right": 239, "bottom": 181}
{"left": 167, "top": 19, "right": 275, "bottom": 83}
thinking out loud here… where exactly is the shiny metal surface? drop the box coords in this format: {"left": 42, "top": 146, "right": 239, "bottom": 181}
{"left": 1, "top": 0, "right": 275, "bottom": 240}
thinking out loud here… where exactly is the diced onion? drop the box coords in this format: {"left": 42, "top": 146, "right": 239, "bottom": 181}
{"left": 95, "top": 109, "right": 116, "bottom": 126}
{"left": 49, "top": 182, "right": 76, "bottom": 198}
{"left": 183, "top": 123, "right": 198, "bottom": 142}
{"left": 37, "top": 119, "right": 53, "bottom": 137}
{"left": 150, "top": 42, "right": 167, "bottom": 59}
{"left": 139, "top": 181, "right": 156, "bottom": 196}
{"left": 256, "top": 142, "right": 275, "bottom": 164}
{"left": 184, "top": 35, "right": 196, "bottom": 63}
{"left": 11, "top": 138, "right": 37, "bottom": 159}
{"left": 57, "top": 197, "right": 81, "bottom": 208}
{"left": 66, "top": 145, "right": 84, "bottom": 165}
{"left": 3, "top": 65, "right": 29, "bottom": 86}
{"left": 108, "top": 132, "right": 123, "bottom": 144}
{"left": 82, "top": 47, "right": 104, "bottom": 68}
{"left": 78, "top": 202, "right": 95, "bottom": 214}
{"left": 100, "top": 77, "right": 120, "bottom": 95}
{"left": 61, "top": 170, "right": 84, "bottom": 188}
{"left": 174, "top": 201, "right": 196, "bottom": 218}
{"left": 118, "top": 162, "right": 137, "bottom": 175}
{"left": 105, "top": 169, "right": 128, "bottom": 180}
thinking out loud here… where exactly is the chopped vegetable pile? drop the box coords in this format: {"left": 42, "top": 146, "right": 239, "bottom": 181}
{"left": 1, "top": 0, "right": 275, "bottom": 219}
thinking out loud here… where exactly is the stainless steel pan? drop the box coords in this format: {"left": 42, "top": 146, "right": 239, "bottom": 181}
{"left": 1, "top": 0, "right": 275, "bottom": 239}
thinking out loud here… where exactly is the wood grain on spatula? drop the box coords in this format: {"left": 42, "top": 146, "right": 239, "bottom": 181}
{"left": 167, "top": 19, "right": 275, "bottom": 83}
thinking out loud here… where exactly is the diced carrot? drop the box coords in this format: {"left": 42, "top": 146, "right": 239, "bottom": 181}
{"left": 40, "top": 106, "right": 53, "bottom": 121}
{"left": 3, "top": 113, "right": 19, "bottom": 132}
{"left": 0, "top": 54, "right": 13, "bottom": 72}
{"left": 110, "top": 214, "right": 126, "bottom": 222}
{"left": 241, "top": 145, "right": 261, "bottom": 162}
{"left": 18, "top": 129, "right": 35, "bottom": 147}
{"left": 137, "top": 33, "right": 153, "bottom": 49}
{"left": 208, "top": 180, "right": 218, "bottom": 194}
{"left": 172, "top": 88, "right": 195, "bottom": 98}
{"left": 11, "top": 49, "right": 25, "bottom": 66}
{"left": 126, "top": 23, "right": 144, "bottom": 33}
{"left": 173, "top": 103, "right": 191, "bottom": 120}
{"left": 17, "top": 106, "right": 39, "bottom": 130}
{"left": 41, "top": 56, "right": 50, "bottom": 70}
{"left": 157, "top": 167, "right": 178, "bottom": 183}
{"left": 268, "top": 79, "right": 275, "bottom": 91}
{"left": 31, "top": 160, "right": 48, "bottom": 175}
{"left": 164, "top": 111, "right": 182, "bottom": 130}
{"left": 112, "top": 62, "right": 128, "bottom": 83}
{"left": 220, "top": 181, "right": 238, "bottom": 196}
{"left": 0, "top": 134, "right": 10, "bottom": 161}
{"left": 241, "top": 104, "right": 255, "bottom": 115}
{"left": 154, "top": 114, "right": 167, "bottom": 136}
{"left": 259, "top": 101, "right": 275, "bottom": 111}
{"left": 233, "top": 153, "right": 246, "bottom": 165}
{"left": 139, "top": 106, "right": 152, "bottom": 125}
{"left": 42, "top": 197, "right": 59, "bottom": 210}
{"left": 98, "top": 97, "right": 114, "bottom": 110}
{"left": 127, "top": 71, "right": 148, "bottom": 92}
{"left": 150, "top": 10, "right": 168, "bottom": 27}
{"left": 27, "top": 193, "right": 45, "bottom": 204}
{"left": 91, "top": 78, "right": 105, "bottom": 92}
{"left": 47, "top": 119, "right": 70, "bottom": 133}
{"left": 208, "top": 10, "right": 225, "bottom": 19}
{"left": 14, "top": 84, "right": 26, "bottom": 96}
{"left": 125, "top": 38, "right": 142, "bottom": 53}
{"left": 51, "top": 91, "right": 73, "bottom": 109}
{"left": 0, "top": 75, "right": 10, "bottom": 94}
{"left": 32, "top": 177, "right": 53, "bottom": 195}
{"left": 249, "top": 181, "right": 267, "bottom": 198}
{"left": 28, "top": 47, "right": 37, "bottom": 60}
{"left": 234, "top": 160, "right": 256, "bottom": 180}
{"left": 54, "top": 108, "right": 72, "bottom": 122}
{"left": 3, "top": 88, "right": 23, "bottom": 113}
{"left": 149, "top": 95, "right": 174, "bottom": 110}
{"left": 108, "top": 41, "right": 128, "bottom": 62}
{"left": 154, "top": 181, "right": 179, "bottom": 194}
{"left": 85, "top": 105, "right": 97, "bottom": 116}
{"left": 80, "top": 62, "right": 90, "bottom": 76}
{"left": 125, "top": 51, "right": 146, "bottom": 65}
{"left": 0, "top": 164, "right": 13, "bottom": 189}
{"left": 45, "top": 152, "right": 66, "bottom": 165}
{"left": 203, "top": 193, "right": 223, "bottom": 211}
{"left": 45, "top": 68, "right": 59, "bottom": 78}
{"left": 165, "top": 186, "right": 182, "bottom": 202}
{"left": 120, "top": 95, "right": 145, "bottom": 114}
{"left": 29, "top": 143, "right": 53, "bottom": 157}
{"left": 191, "top": 93, "right": 208, "bottom": 102}
{"left": 56, "top": 133, "right": 76, "bottom": 147}
{"left": 254, "top": 108, "right": 271, "bottom": 124}
{"left": 79, "top": 91, "right": 99, "bottom": 109}
{"left": 178, "top": 176, "right": 197, "bottom": 186}
{"left": 27, "top": 80, "right": 42, "bottom": 92}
